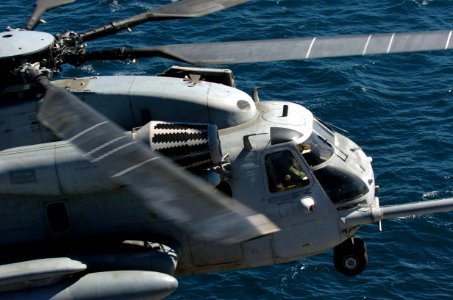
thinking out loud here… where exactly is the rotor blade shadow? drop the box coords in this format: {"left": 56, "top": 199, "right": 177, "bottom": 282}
{"left": 36, "top": 79, "right": 279, "bottom": 244}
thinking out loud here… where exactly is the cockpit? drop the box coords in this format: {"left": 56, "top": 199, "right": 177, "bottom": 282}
{"left": 296, "top": 120, "right": 334, "bottom": 167}
{"left": 300, "top": 119, "right": 369, "bottom": 204}
{"left": 267, "top": 118, "right": 370, "bottom": 205}
{"left": 265, "top": 150, "right": 310, "bottom": 193}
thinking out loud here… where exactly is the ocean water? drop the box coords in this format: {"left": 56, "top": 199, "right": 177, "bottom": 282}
{"left": 1, "top": 0, "right": 452, "bottom": 299}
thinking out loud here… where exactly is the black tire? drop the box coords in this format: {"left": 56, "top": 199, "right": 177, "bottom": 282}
{"left": 334, "top": 237, "right": 368, "bottom": 276}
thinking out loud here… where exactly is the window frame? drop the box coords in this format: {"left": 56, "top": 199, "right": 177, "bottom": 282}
{"left": 262, "top": 145, "right": 313, "bottom": 195}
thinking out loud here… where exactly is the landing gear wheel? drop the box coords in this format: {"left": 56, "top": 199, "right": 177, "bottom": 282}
{"left": 334, "top": 236, "right": 368, "bottom": 276}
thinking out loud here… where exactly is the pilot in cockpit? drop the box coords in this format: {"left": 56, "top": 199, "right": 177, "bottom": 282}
{"left": 265, "top": 150, "right": 309, "bottom": 193}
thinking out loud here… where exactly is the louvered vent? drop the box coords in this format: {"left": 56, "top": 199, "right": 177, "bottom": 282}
{"left": 134, "top": 121, "right": 222, "bottom": 170}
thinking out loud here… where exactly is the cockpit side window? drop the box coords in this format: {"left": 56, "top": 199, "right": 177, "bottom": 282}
{"left": 265, "top": 150, "right": 310, "bottom": 193}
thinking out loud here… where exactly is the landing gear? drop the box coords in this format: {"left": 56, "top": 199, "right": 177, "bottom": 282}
{"left": 333, "top": 236, "right": 368, "bottom": 276}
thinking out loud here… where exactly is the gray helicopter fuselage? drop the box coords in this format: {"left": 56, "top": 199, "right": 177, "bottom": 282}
{"left": 1, "top": 0, "right": 452, "bottom": 297}
{"left": 0, "top": 74, "right": 376, "bottom": 274}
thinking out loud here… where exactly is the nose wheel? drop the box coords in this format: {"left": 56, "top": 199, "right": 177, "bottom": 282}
{"left": 333, "top": 236, "right": 368, "bottom": 276}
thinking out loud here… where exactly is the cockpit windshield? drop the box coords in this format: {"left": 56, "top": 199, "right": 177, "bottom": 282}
{"left": 297, "top": 119, "right": 335, "bottom": 167}
{"left": 296, "top": 118, "right": 369, "bottom": 203}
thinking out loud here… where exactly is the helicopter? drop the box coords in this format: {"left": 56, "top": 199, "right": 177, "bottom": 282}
{"left": 0, "top": 0, "right": 452, "bottom": 299}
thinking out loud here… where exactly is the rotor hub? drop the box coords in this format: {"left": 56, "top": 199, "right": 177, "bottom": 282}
{"left": 0, "top": 30, "right": 54, "bottom": 60}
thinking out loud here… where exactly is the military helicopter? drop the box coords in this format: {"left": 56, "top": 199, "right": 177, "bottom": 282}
{"left": 0, "top": 0, "right": 452, "bottom": 298}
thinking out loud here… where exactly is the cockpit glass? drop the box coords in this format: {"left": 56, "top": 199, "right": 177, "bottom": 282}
{"left": 313, "top": 118, "right": 335, "bottom": 143}
{"left": 313, "top": 166, "right": 369, "bottom": 204}
{"left": 265, "top": 150, "right": 310, "bottom": 193}
{"left": 297, "top": 133, "right": 334, "bottom": 167}
{"left": 296, "top": 118, "right": 368, "bottom": 203}
{"left": 295, "top": 119, "right": 335, "bottom": 167}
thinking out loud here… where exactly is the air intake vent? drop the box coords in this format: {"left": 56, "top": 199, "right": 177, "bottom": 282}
{"left": 134, "top": 121, "right": 222, "bottom": 170}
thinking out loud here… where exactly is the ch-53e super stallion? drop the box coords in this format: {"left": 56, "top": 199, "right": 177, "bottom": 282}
{"left": 0, "top": 0, "right": 452, "bottom": 299}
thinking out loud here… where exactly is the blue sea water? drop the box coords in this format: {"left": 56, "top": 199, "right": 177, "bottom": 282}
{"left": 1, "top": 0, "right": 452, "bottom": 299}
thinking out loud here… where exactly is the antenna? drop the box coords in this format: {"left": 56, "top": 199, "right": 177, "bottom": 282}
{"left": 282, "top": 105, "right": 288, "bottom": 117}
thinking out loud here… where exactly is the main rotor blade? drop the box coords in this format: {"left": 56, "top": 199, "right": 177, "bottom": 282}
{"left": 26, "top": 0, "right": 75, "bottom": 30}
{"left": 36, "top": 77, "right": 278, "bottom": 244}
{"left": 78, "top": 30, "right": 453, "bottom": 65}
{"left": 79, "top": 0, "right": 248, "bottom": 41}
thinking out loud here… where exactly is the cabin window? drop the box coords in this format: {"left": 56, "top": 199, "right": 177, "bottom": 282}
{"left": 265, "top": 150, "right": 310, "bottom": 193}
{"left": 46, "top": 202, "right": 70, "bottom": 232}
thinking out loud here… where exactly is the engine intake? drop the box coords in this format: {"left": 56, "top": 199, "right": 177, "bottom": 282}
{"left": 133, "top": 121, "right": 222, "bottom": 170}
